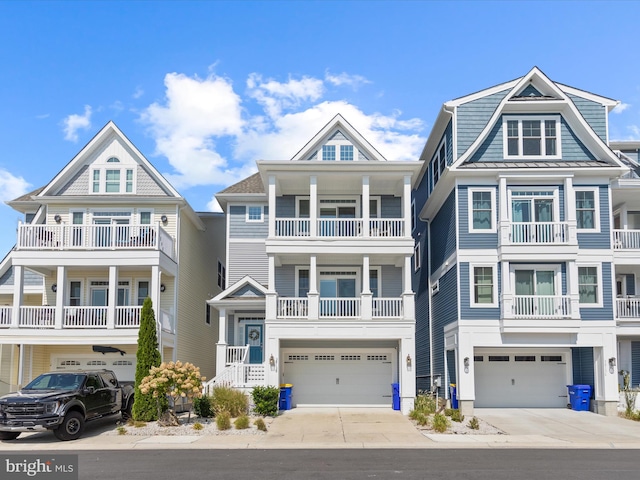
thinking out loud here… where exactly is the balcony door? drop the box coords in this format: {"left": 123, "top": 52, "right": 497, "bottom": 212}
{"left": 318, "top": 199, "right": 357, "bottom": 236}
{"left": 510, "top": 190, "right": 558, "bottom": 242}
{"left": 514, "top": 269, "right": 556, "bottom": 316}
{"left": 92, "top": 212, "right": 131, "bottom": 247}
{"left": 319, "top": 272, "right": 357, "bottom": 316}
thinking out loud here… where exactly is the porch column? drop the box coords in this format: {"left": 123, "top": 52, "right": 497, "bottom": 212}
{"left": 308, "top": 255, "right": 319, "bottom": 320}
{"left": 266, "top": 254, "right": 277, "bottom": 319}
{"left": 310, "top": 176, "right": 317, "bottom": 237}
{"left": 399, "top": 336, "right": 416, "bottom": 414}
{"left": 402, "top": 255, "right": 415, "bottom": 320}
{"left": 361, "top": 255, "right": 372, "bottom": 319}
{"left": 150, "top": 265, "right": 161, "bottom": 345}
{"left": 17, "top": 343, "right": 25, "bottom": 388}
{"left": 216, "top": 307, "right": 227, "bottom": 375}
{"left": 456, "top": 333, "right": 476, "bottom": 417}
{"left": 595, "top": 334, "right": 620, "bottom": 416}
{"left": 362, "top": 176, "right": 370, "bottom": 238}
{"left": 55, "top": 266, "right": 66, "bottom": 330}
{"left": 566, "top": 261, "right": 581, "bottom": 319}
{"left": 403, "top": 174, "right": 411, "bottom": 238}
{"left": 11, "top": 265, "right": 24, "bottom": 328}
{"left": 565, "top": 177, "right": 577, "bottom": 244}
{"left": 498, "top": 176, "right": 509, "bottom": 246}
{"left": 107, "top": 265, "right": 118, "bottom": 329}
{"left": 268, "top": 175, "right": 276, "bottom": 238}
{"left": 501, "top": 261, "right": 512, "bottom": 319}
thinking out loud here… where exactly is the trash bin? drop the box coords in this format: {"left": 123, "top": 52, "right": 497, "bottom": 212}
{"left": 567, "top": 384, "right": 591, "bottom": 411}
{"left": 391, "top": 383, "right": 400, "bottom": 411}
{"left": 449, "top": 383, "right": 458, "bottom": 409}
{"left": 279, "top": 384, "right": 293, "bottom": 410}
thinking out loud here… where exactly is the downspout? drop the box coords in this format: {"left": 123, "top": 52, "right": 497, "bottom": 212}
{"left": 426, "top": 219, "right": 434, "bottom": 392}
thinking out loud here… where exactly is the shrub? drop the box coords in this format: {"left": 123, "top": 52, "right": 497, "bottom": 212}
{"left": 450, "top": 410, "right": 464, "bottom": 423}
{"left": 413, "top": 392, "right": 437, "bottom": 414}
{"left": 192, "top": 422, "right": 204, "bottom": 431}
{"left": 254, "top": 418, "right": 267, "bottom": 432}
{"left": 234, "top": 415, "right": 250, "bottom": 430}
{"left": 444, "top": 408, "right": 454, "bottom": 417}
{"left": 216, "top": 411, "right": 231, "bottom": 430}
{"left": 127, "top": 419, "right": 146, "bottom": 428}
{"left": 193, "top": 395, "right": 214, "bottom": 418}
{"left": 467, "top": 417, "right": 480, "bottom": 430}
{"left": 252, "top": 386, "right": 279, "bottom": 416}
{"left": 211, "top": 386, "right": 248, "bottom": 417}
{"left": 410, "top": 411, "right": 430, "bottom": 427}
{"left": 116, "top": 426, "right": 127, "bottom": 435}
{"left": 432, "top": 413, "right": 450, "bottom": 433}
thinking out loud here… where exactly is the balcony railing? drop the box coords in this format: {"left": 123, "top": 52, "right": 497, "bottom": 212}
{"left": 617, "top": 298, "right": 640, "bottom": 319}
{"left": 275, "top": 296, "right": 406, "bottom": 319}
{"left": 509, "top": 295, "right": 573, "bottom": 319}
{"left": 509, "top": 222, "right": 570, "bottom": 244}
{"left": 63, "top": 306, "right": 108, "bottom": 328}
{"left": 0, "top": 306, "right": 12, "bottom": 327}
{"left": 115, "top": 306, "right": 142, "bottom": 328}
{"left": 225, "top": 345, "right": 250, "bottom": 365}
{"left": 273, "top": 218, "right": 405, "bottom": 238}
{"left": 319, "top": 298, "right": 361, "bottom": 318}
{"left": 613, "top": 230, "right": 640, "bottom": 250}
{"left": 19, "top": 306, "right": 55, "bottom": 328}
{"left": 16, "top": 223, "right": 175, "bottom": 259}
{"left": 278, "top": 298, "right": 309, "bottom": 318}
{"left": 372, "top": 298, "right": 403, "bottom": 317}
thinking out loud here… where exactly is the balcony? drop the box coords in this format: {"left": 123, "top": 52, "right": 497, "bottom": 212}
{"left": 16, "top": 224, "right": 175, "bottom": 260}
{"left": 501, "top": 294, "right": 580, "bottom": 332}
{"left": 274, "top": 218, "right": 405, "bottom": 238}
{"left": 617, "top": 297, "right": 640, "bottom": 320}
{"left": 500, "top": 221, "right": 576, "bottom": 246}
{"left": 276, "top": 296, "right": 405, "bottom": 319}
{"left": 613, "top": 230, "right": 640, "bottom": 250}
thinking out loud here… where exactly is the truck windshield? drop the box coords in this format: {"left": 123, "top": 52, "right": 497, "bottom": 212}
{"left": 23, "top": 374, "right": 84, "bottom": 391}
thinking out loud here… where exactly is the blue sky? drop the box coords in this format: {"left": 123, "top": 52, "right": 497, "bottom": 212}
{"left": 0, "top": 1, "right": 639, "bottom": 255}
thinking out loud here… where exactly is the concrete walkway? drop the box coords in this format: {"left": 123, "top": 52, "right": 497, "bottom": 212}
{"left": 3, "top": 407, "right": 640, "bottom": 450}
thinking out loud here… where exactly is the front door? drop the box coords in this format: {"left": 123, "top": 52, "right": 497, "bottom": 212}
{"left": 245, "top": 324, "right": 263, "bottom": 364}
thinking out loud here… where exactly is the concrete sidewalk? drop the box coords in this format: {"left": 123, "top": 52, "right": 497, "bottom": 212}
{"left": 3, "top": 407, "right": 640, "bottom": 450}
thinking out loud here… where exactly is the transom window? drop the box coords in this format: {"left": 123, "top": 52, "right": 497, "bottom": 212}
{"left": 503, "top": 116, "right": 560, "bottom": 158}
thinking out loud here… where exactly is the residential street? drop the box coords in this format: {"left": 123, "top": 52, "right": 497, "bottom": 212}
{"left": 64, "top": 449, "right": 640, "bottom": 480}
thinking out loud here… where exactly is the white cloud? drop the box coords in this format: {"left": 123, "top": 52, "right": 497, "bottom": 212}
{"left": 0, "top": 169, "right": 31, "bottom": 203}
{"left": 325, "top": 71, "right": 371, "bottom": 89}
{"left": 35, "top": 113, "right": 50, "bottom": 120}
{"left": 206, "top": 196, "right": 223, "bottom": 212}
{"left": 133, "top": 86, "right": 144, "bottom": 99}
{"left": 629, "top": 125, "right": 640, "bottom": 138}
{"left": 247, "top": 74, "right": 324, "bottom": 118}
{"left": 62, "top": 105, "right": 92, "bottom": 142}
{"left": 613, "top": 102, "right": 631, "bottom": 114}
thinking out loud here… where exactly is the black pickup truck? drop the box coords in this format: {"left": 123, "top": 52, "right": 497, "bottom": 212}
{"left": 0, "top": 370, "right": 134, "bottom": 441}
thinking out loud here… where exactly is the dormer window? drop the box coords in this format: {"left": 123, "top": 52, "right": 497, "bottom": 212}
{"left": 90, "top": 166, "right": 135, "bottom": 194}
{"left": 340, "top": 145, "right": 353, "bottom": 161}
{"left": 503, "top": 116, "right": 561, "bottom": 159}
{"left": 322, "top": 145, "right": 336, "bottom": 161}
{"left": 320, "top": 134, "right": 355, "bottom": 161}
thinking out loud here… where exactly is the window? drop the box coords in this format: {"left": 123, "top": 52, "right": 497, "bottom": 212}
{"left": 105, "top": 170, "right": 120, "bottom": 193}
{"left": 69, "top": 281, "right": 81, "bottom": 306}
{"left": 247, "top": 205, "right": 264, "bottom": 222}
{"left": 431, "top": 139, "right": 447, "bottom": 188}
{"left": 578, "top": 266, "right": 599, "bottom": 305}
{"left": 411, "top": 200, "right": 416, "bottom": 232}
{"left": 137, "top": 281, "right": 149, "bottom": 306}
{"left": 126, "top": 169, "right": 134, "bottom": 193}
{"left": 541, "top": 355, "right": 562, "bottom": 362}
{"left": 107, "top": 157, "right": 120, "bottom": 163}
{"left": 91, "top": 165, "right": 135, "bottom": 194}
{"left": 205, "top": 304, "right": 211, "bottom": 325}
{"left": 140, "top": 211, "right": 152, "bottom": 225}
{"left": 297, "top": 269, "right": 309, "bottom": 297}
{"left": 575, "top": 188, "right": 599, "bottom": 231}
{"left": 340, "top": 145, "right": 354, "bottom": 161}
{"left": 217, "top": 260, "right": 226, "bottom": 289}
{"left": 472, "top": 266, "right": 496, "bottom": 307}
{"left": 414, "top": 243, "right": 421, "bottom": 271}
{"left": 322, "top": 145, "right": 336, "bottom": 161}
{"left": 117, "top": 281, "right": 130, "bottom": 306}
{"left": 469, "top": 188, "right": 495, "bottom": 232}
{"left": 503, "top": 116, "right": 561, "bottom": 158}
{"left": 92, "top": 170, "right": 100, "bottom": 193}
{"left": 370, "top": 269, "right": 379, "bottom": 298}
{"left": 489, "top": 356, "right": 509, "bottom": 362}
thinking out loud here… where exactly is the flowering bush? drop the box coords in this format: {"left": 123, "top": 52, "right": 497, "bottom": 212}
{"left": 139, "top": 361, "right": 206, "bottom": 421}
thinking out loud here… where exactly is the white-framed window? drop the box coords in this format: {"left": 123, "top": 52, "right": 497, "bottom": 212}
{"left": 340, "top": 145, "right": 354, "bottom": 161}
{"left": 468, "top": 188, "right": 496, "bottom": 232}
{"left": 414, "top": 243, "right": 421, "bottom": 272}
{"left": 503, "top": 116, "right": 561, "bottom": 159}
{"left": 369, "top": 267, "right": 382, "bottom": 297}
{"left": 411, "top": 200, "right": 416, "bottom": 233}
{"left": 217, "top": 260, "right": 226, "bottom": 289}
{"left": 578, "top": 264, "right": 602, "bottom": 306}
{"left": 575, "top": 187, "right": 600, "bottom": 232}
{"left": 137, "top": 280, "right": 149, "bottom": 306}
{"left": 470, "top": 264, "right": 497, "bottom": 307}
{"left": 295, "top": 267, "right": 310, "bottom": 297}
{"left": 68, "top": 280, "right": 83, "bottom": 306}
{"left": 431, "top": 138, "right": 447, "bottom": 189}
{"left": 139, "top": 210, "right": 152, "bottom": 226}
{"left": 90, "top": 165, "right": 136, "bottom": 194}
{"left": 246, "top": 205, "right": 264, "bottom": 222}
{"left": 509, "top": 188, "right": 559, "bottom": 224}
{"left": 322, "top": 145, "right": 336, "bottom": 161}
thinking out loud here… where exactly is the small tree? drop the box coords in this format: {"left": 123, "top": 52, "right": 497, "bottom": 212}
{"left": 132, "top": 297, "right": 165, "bottom": 421}
{"left": 139, "top": 361, "right": 205, "bottom": 424}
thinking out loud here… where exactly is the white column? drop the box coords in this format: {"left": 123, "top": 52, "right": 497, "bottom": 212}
{"left": 403, "top": 255, "right": 412, "bottom": 294}
{"left": 11, "top": 265, "right": 23, "bottom": 328}
{"left": 403, "top": 175, "right": 411, "bottom": 238}
{"left": 216, "top": 307, "right": 227, "bottom": 375}
{"left": 310, "top": 176, "right": 317, "bottom": 237}
{"left": 266, "top": 254, "right": 277, "bottom": 319}
{"left": 308, "top": 255, "right": 318, "bottom": 320}
{"left": 565, "top": 176, "right": 577, "bottom": 244}
{"left": 18, "top": 343, "right": 25, "bottom": 388}
{"left": 399, "top": 336, "right": 416, "bottom": 414}
{"left": 456, "top": 333, "right": 475, "bottom": 417}
{"left": 107, "top": 265, "right": 118, "bottom": 329}
{"left": 402, "top": 255, "right": 415, "bottom": 320}
{"left": 361, "top": 255, "right": 372, "bottom": 319}
{"left": 150, "top": 265, "right": 161, "bottom": 341}
{"left": 55, "top": 266, "right": 66, "bottom": 330}
{"left": 498, "top": 176, "right": 509, "bottom": 246}
{"left": 268, "top": 255, "right": 275, "bottom": 293}
{"left": 362, "top": 176, "right": 370, "bottom": 238}
{"left": 268, "top": 175, "right": 276, "bottom": 238}
{"left": 567, "top": 261, "right": 581, "bottom": 319}
{"left": 501, "top": 261, "right": 512, "bottom": 318}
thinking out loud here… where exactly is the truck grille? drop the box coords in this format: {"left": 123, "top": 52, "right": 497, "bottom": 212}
{"left": 4, "top": 403, "right": 46, "bottom": 415}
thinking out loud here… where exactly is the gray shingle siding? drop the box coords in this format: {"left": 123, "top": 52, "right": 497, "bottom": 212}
{"left": 458, "top": 185, "right": 499, "bottom": 249}
{"left": 579, "top": 262, "right": 614, "bottom": 321}
{"left": 430, "top": 190, "right": 456, "bottom": 274}
{"left": 577, "top": 185, "right": 610, "bottom": 249}
{"left": 567, "top": 93, "right": 607, "bottom": 143}
{"left": 457, "top": 89, "right": 510, "bottom": 158}
{"left": 229, "top": 205, "right": 269, "bottom": 238}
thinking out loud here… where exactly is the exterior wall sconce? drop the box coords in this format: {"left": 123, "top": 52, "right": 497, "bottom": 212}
{"left": 269, "top": 354, "right": 275, "bottom": 366}
{"left": 464, "top": 356, "right": 470, "bottom": 374}
{"left": 160, "top": 215, "right": 168, "bottom": 225}
{"left": 54, "top": 214, "right": 62, "bottom": 224}
{"left": 160, "top": 284, "right": 166, "bottom": 292}
{"left": 406, "top": 354, "right": 412, "bottom": 368}
{"left": 51, "top": 284, "right": 57, "bottom": 292}
{"left": 609, "top": 357, "right": 617, "bottom": 368}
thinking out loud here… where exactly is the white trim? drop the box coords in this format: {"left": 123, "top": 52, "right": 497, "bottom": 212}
{"left": 68, "top": 279, "right": 84, "bottom": 306}
{"left": 411, "top": 199, "right": 416, "bottom": 233}
{"left": 468, "top": 187, "right": 497, "bottom": 233}
{"left": 576, "top": 263, "right": 604, "bottom": 308}
{"left": 502, "top": 115, "right": 562, "bottom": 160}
{"left": 369, "top": 266, "right": 383, "bottom": 297}
{"left": 574, "top": 187, "right": 600, "bottom": 233}
{"left": 470, "top": 263, "right": 498, "bottom": 308}
{"left": 89, "top": 166, "right": 137, "bottom": 195}
{"left": 296, "top": 196, "right": 310, "bottom": 218}
{"left": 507, "top": 186, "right": 560, "bottom": 222}
{"left": 246, "top": 205, "right": 265, "bottom": 223}
{"left": 295, "top": 265, "right": 310, "bottom": 298}
{"left": 431, "top": 136, "right": 447, "bottom": 191}
{"left": 414, "top": 242, "right": 421, "bottom": 272}
{"left": 138, "top": 208, "right": 155, "bottom": 226}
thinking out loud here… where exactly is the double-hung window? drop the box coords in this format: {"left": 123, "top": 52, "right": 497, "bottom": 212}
{"left": 578, "top": 266, "right": 600, "bottom": 305}
{"left": 575, "top": 188, "right": 599, "bottom": 231}
{"left": 469, "top": 188, "right": 496, "bottom": 232}
{"left": 471, "top": 265, "right": 496, "bottom": 307}
{"left": 90, "top": 160, "right": 135, "bottom": 194}
{"left": 504, "top": 116, "right": 561, "bottom": 159}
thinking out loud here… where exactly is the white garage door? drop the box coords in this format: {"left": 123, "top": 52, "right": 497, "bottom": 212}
{"left": 474, "top": 352, "right": 569, "bottom": 408}
{"left": 282, "top": 349, "right": 395, "bottom": 406}
{"left": 54, "top": 356, "right": 137, "bottom": 383}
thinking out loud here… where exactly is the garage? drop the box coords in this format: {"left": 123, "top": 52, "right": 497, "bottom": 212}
{"left": 474, "top": 350, "right": 569, "bottom": 408}
{"left": 281, "top": 348, "right": 396, "bottom": 406}
{"left": 53, "top": 355, "right": 137, "bottom": 383}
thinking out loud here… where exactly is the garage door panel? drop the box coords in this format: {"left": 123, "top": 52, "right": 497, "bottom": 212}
{"left": 54, "top": 356, "right": 136, "bottom": 383}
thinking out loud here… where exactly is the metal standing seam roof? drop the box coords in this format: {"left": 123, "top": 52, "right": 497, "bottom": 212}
{"left": 217, "top": 172, "right": 264, "bottom": 194}
{"left": 458, "top": 160, "right": 611, "bottom": 169}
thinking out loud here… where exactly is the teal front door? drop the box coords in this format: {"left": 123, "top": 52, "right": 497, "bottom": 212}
{"left": 245, "top": 325, "right": 263, "bottom": 364}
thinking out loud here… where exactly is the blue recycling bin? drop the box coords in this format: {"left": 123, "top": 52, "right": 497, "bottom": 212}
{"left": 449, "top": 384, "right": 458, "bottom": 409}
{"left": 391, "top": 383, "right": 400, "bottom": 410}
{"left": 567, "top": 384, "right": 591, "bottom": 411}
{"left": 279, "top": 384, "right": 293, "bottom": 410}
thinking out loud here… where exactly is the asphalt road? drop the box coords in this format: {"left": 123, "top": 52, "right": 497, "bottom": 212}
{"left": 27, "top": 449, "right": 640, "bottom": 480}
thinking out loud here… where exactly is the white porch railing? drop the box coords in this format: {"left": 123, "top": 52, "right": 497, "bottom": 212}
{"left": 318, "top": 218, "right": 363, "bottom": 237}
{"left": 319, "top": 298, "right": 360, "bottom": 318}
{"left": 0, "top": 306, "right": 13, "bottom": 327}
{"left": 63, "top": 306, "right": 108, "bottom": 328}
{"left": 373, "top": 298, "right": 403, "bottom": 317}
{"left": 202, "top": 363, "right": 266, "bottom": 395}
{"left": 613, "top": 230, "right": 640, "bottom": 250}
{"left": 19, "top": 306, "right": 56, "bottom": 328}
{"left": 115, "top": 306, "right": 142, "bottom": 328}
{"left": 273, "top": 217, "right": 406, "bottom": 238}
{"left": 617, "top": 298, "right": 640, "bottom": 319}
{"left": 278, "top": 298, "right": 309, "bottom": 318}
{"left": 226, "top": 345, "right": 250, "bottom": 365}
{"left": 510, "top": 295, "right": 572, "bottom": 319}
{"left": 510, "top": 222, "right": 570, "bottom": 244}
{"left": 275, "top": 219, "right": 310, "bottom": 237}
{"left": 369, "top": 219, "right": 405, "bottom": 237}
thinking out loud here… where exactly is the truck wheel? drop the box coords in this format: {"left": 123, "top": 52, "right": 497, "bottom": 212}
{"left": 0, "top": 432, "right": 20, "bottom": 440}
{"left": 122, "top": 399, "right": 133, "bottom": 421}
{"left": 54, "top": 411, "right": 84, "bottom": 441}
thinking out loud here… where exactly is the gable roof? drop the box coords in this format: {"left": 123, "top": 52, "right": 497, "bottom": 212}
{"left": 208, "top": 275, "right": 267, "bottom": 308}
